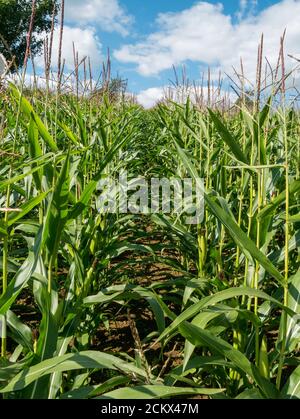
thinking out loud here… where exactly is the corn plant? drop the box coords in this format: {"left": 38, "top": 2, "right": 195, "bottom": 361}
{"left": 0, "top": 51, "right": 299, "bottom": 399}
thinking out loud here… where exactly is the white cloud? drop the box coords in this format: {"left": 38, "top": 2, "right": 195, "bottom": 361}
{"left": 34, "top": 1, "right": 133, "bottom": 72}
{"left": 237, "top": 0, "right": 257, "bottom": 21}
{"left": 237, "top": 0, "right": 248, "bottom": 21}
{"left": 114, "top": 0, "right": 300, "bottom": 83}
{"left": 137, "top": 87, "right": 165, "bottom": 108}
{"left": 137, "top": 84, "right": 236, "bottom": 109}
{"left": 36, "top": 25, "right": 103, "bottom": 72}
{"left": 64, "top": 0, "right": 133, "bottom": 36}
{"left": 10, "top": 73, "right": 60, "bottom": 91}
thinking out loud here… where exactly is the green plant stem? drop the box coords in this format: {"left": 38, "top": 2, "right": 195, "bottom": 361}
{"left": 48, "top": 256, "right": 53, "bottom": 294}
{"left": 276, "top": 111, "right": 290, "bottom": 390}
{"left": 244, "top": 177, "right": 254, "bottom": 307}
{"left": 1, "top": 237, "right": 8, "bottom": 357}
{"left": 234, "top": 168, "right": 244, "bottom": 285}
{"left": 254, "top": 170, "right": 262, "bottom": 365}
{"left": 1, "top": 185, "right": 10, "bottom": 358}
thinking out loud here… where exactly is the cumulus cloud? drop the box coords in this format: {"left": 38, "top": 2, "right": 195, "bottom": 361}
{"left": 114, "top": 0, "right": 300, "bottom": 81}
{"left": 65, "top": 0, "right": 133, "bottom": 36}
{"left": 34, "top": 1, "right": 133, "bottom": 71}
{"left": 137, "top": 87, "right": 165, "bottom": 108}
{"left": 36, "top": 25, "right": 103, "bottom": 72}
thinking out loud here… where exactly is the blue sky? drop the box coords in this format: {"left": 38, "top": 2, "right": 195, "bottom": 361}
{"left": 39, "top": 1, "right": 300, "bottom": 106}
{"left": 96, "top": 1, "right": 261, "bottom": 90}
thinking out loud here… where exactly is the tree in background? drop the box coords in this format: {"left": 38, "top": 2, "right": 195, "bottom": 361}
{"left": 0, "top": 0, "right": 59, "bottom": 70}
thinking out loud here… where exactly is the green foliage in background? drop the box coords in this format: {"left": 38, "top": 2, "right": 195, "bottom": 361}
{"left": 0, "top": 0, "right": 59, "bottom": 69}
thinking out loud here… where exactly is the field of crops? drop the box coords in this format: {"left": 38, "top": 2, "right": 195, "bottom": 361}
{"left": 0, "top": 57, "right": 299, "bottom": 399}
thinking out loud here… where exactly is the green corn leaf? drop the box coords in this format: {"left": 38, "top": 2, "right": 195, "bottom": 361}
{"left": 28, "top": 117, "right": 42, "bottom": 158}
{"left": 208, "top": 109, "right": 249, "bottom": 164}
{"left": 0, "top": 351, "right": 149, "bottom": 393}
{"left": 258, "top": 180, "right": 300, "bottom": 220}
{"left": 259, "top": 335, "right": 270, "bottom": 379}
{"left": 0, "top": 157, "right": 54, "bottom": 192}
{"left": 235, "top": 388, "right": 264, "bottom": 399}
{"left": 285, "top": 269, "right": 300, "bottom": 351}
{"left": 69, "top": 131, "right": 132, "bottom": 220}
{"left": 174, "top": 143, "right": 284, "bottom": 285}
{"left": 0, "top": 221, "right": 7, "bottom": 237}
{"left": 98, "top": 385, "right": 224, "bottom": 400}
{"left": 61, "top": 376, "right": 131, "bottom": 399}
{"left": 57, "top": 120, "right": 80, "bottom": 145}
{"left": 7, "top": 310, "right": 33, "bottom": 351}
{"left": 179, "top": 322, "right": 279, "bottom": 399}
{"left": 281, "top": 365, "right": 300, "bottom": 399}
{"left": 28, "top": 117, "right": 43, "bottom": 190}
{"left": 289, "top": 214, "right": 300, "bottom": 223}
{"left": 0, "top": 230, "right": 42, "bottom": 315}
{"left": 7, "top": 192, "right": 48, "bottom": 227}
{"left": 157, "top": 286, "right": 294, "bottom": 343}
{"left": 24, "top": 292, "right": 58, "bottom": 399}
{"left": 205, "top": 194, "right": 284, "bottom": 285}
{"left": 42, "top": 151, "right": 70, "bottom": 263}
{"left": 10, "top": 84, "right": 58, "bottom": 152}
